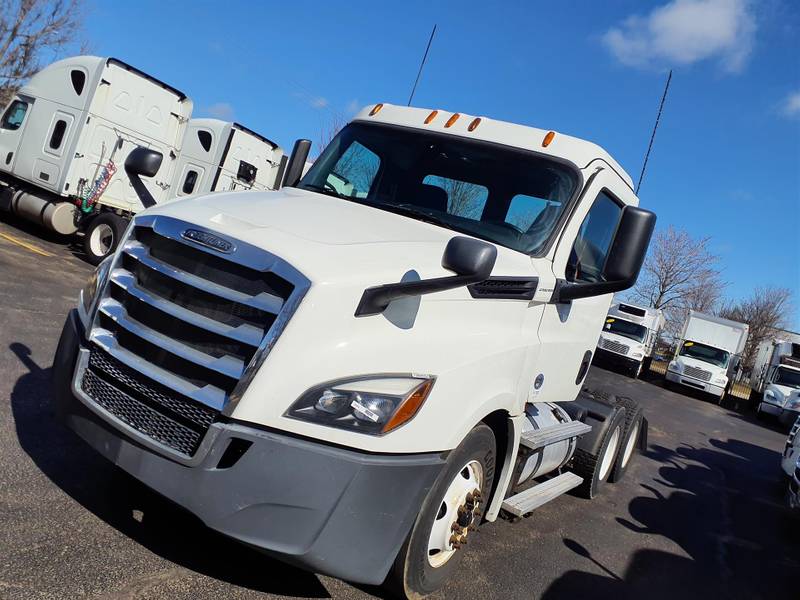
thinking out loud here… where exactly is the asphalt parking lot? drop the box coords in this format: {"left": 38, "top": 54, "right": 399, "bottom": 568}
{"left": 0, "top": 214, "right": 797, "bottom": 600}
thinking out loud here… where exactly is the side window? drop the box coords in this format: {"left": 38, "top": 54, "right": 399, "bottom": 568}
{"left": 197, "top": 130, "right": 213, "bottom": 152}
{"left": 49, "top": 119, "right": 68, "bottom": 150}
{"left": 325, "top": 140, "right": 379, "bottom": 198}
{"left": 567, "top": 191, "right": 623, "bottom": 283}
{"left": 70, "top": 70, "right": 86, "bottom": 95}
{"left": 422, "top": 175, "right": 487, "bottom": 219}
{"left": 182, "top": 170, "right": 199, "bottom": 194}
{"left": 2, "top": 100, "right": 28, "bottom": 130}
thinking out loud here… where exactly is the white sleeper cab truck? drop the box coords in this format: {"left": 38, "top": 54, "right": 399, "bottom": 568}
{"left": 782, "top": 417, "right": 800, "bottom": 511}
{"left": 594, "top": 302, "right": 664, "bottom": 378}
{"left": 666, "top": 310, "right": 748, "bottom": 402}
{"left": 171, "top": 118, "right": 285, "bottom": 199}
{"left": 0, "top": 56, "right": 193, "bottom": 264}
{"left": 753, "top": 340, "right": 800, "bottom": 427}
{"left": 52, "top": 103, "right": 656, "bottom": 598}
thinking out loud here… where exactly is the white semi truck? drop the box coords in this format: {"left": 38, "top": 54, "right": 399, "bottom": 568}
{"left": 593, "top": 302, "right": 664, "bottom": 378}
{"left": 753, "top": 339, "right": 800, "bottom": 427}
{"left": 666, "top": 310, "right": 748, "bottom": 402}
{"left": 0, "top": 56, "right": 287, "bottom": 264}
{"left": 52, "top": 103, "right": 656, "bottom": 598}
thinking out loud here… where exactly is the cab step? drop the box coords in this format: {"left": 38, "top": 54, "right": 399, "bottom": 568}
{"left": 520, "top": 421, "right": 592, "bottom": 450}
{"left": 501, "top": 472, "right": 584, "bottom": 517}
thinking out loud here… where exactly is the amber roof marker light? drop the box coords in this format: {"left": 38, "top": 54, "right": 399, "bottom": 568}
{"left": 542, "top": 131, "right": 556, "bottom": 147}
{"left": 444, "top": 113, "right": 460, "bottom": 128}
{"left": 468, "top": 118, "right": 481, "bottom": 132}
{"left": 424, "top": 110, "right": 439, "bottom": 124}
{"left": 369, "top": 103, "right": 384, "bottom": 116}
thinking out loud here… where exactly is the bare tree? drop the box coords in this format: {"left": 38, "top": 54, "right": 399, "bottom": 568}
{"left": 718, "top": 286, "right": 794, "bottom": 368}
{"left": 626, "top": 225, "right": 726, "bottom": 340}
{"left": 0, "top": 0, "right": 85, "bottom": 107}
{"left": 436, "top": 177, "right": 484, "bottom": 218}
{"left": 315, "top": 111, "right": 348, "bottom": 159}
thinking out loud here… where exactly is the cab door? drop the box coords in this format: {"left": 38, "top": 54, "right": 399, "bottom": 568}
{"left": 531, "top": 166, "right": 637, "bottom": 403}
{"left": 0, "top": 97, "right": 32, "bottom": 173}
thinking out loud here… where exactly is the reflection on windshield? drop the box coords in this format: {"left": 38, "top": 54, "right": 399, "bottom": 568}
{"left": 299, "top": 122, "right": 579, "bottom": 255}
{"left": 775, "top": 367, "right": 800, "bottom": 388}
{"left": 603, "top": 317, "right": 647, "bottom": 343}
{"left": 679, "top": 340, "right": 729, "bottom": 368}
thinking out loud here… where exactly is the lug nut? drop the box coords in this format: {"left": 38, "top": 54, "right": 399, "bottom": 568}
{"left": 458, "top": 535, "right": 468, "bottom": 546}
{"left": 449, "top": 534, "right": 461, "bottom": 548}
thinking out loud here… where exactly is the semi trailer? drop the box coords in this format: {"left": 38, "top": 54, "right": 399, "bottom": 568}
{"left": 593, "top": 302, "right": 664, "bottom": 378}
{"left": 666, "top": 310, "right": 748, "bottom": 402}
{"left": 52, "top": 103, "right": 656, "bottom": 598}
{"left": 753, "top": 339, "right": 800, "bottom": 427}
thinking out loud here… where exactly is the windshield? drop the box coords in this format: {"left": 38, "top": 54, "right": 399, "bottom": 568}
{"left": 603, "top": 317, "right": 647, "bottom": 343}
{"left": 775, "top": 367, "right": 800, "bottom": 388}
{"left": 299, "top": 122, "right": 580, "bottom": 255}
{"left": 679, "top": 340, "right": 730, "bottom": 368}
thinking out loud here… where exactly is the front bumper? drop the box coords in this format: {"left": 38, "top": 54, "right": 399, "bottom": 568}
{"left": 593, "top": 347, "right": 641, "bottom": 372}
{"left": 759, "top": 398, "right": 800, "bottom": 426}
{"left": 665, "top": 369, "right": 725, "bottom": 398}
{"left": 52, "top": 309, "right": 446, "bottom": 585}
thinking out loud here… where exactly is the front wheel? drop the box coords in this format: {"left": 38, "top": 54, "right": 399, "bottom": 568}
{"left": 386, "top": 424, "right": 496, "bottom": 599}
{"left": 83, "top": 213, "right": 126, "bottom": 265}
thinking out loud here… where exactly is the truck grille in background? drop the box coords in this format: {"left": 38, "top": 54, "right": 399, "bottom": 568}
{"left": 81, "top": 217, "right": 307, "bottom": 457}
{"left": 683, "top": 365, "right": 712, "bottom": 381}
{"left": 601, "top": 339, "right": 630, "bottom": 355}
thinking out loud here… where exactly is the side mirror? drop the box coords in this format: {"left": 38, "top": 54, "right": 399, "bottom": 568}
{"left": 282, "top": 138, "right": 312, "bottom": 188}
{"left": 124, "top": 146, "right": 163, "bottom": 209}
{"left": 356, "top": 236, "right": 497, "bottom": 317}
{"left": 554, "top": 205, "right": 656, "bottom": 303}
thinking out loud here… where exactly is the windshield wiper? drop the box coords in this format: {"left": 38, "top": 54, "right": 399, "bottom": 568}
{"left": 299, "top": 183, "right": 351, "bottom": 201}
{"left": 376, "top": 203, "right": 460, "bottom": 232}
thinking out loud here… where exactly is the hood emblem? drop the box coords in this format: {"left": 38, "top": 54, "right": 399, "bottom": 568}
{"left": 181, "top": 229, "right": 235, "bottom": 253}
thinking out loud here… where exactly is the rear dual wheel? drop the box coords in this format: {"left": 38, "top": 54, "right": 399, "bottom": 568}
{"left": 609, "top": 396, "right": 644, "bottom": 483}
{"left": 83, "top": 213, "right": 127, "bottom": 265}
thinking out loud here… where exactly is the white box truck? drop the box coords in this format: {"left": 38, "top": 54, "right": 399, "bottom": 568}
{"left": 0, "top": 56, "right": 193, "bottom": 263}
{"left": 753, "top": 339, "right": 800, "bottom": 427}
{"left": 593, "top": 302, "right": 664, "bottom": 378}
{"left": 52, "top": 103, "right": 656, "bottom": 598}
{"left": 666, "top": 310, "right": 748, "bottom": 401}
{"left": 171, "top": 118, "right": 285, "bottom": 198}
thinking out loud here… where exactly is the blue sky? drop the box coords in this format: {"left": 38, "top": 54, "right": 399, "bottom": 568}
{"left": 82, "top": 0, "right": 799, "bottom": 327}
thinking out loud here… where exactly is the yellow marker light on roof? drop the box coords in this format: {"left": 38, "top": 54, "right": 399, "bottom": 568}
{"left": 424, "top": 110, "right": 439, "bottom": 124}
{"left": 606, "top": 318, "right": 615, "bottom": 323}
{"left": 369, "top": 103, "right": 384, "bottom": 116}
{"left": 542, "top": 131, "right": 556, "bottom": 147}
{"left": 468, "top": 117, "right": 481, "bottom": 131}
{"left": 444, "top": 113, "right": 460, "bottom": 128}
{"left": 685, "top": 342, "right": 694, "bottom": 347}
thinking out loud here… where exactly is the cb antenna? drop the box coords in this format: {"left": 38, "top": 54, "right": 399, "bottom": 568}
{"left": 408, "top": 25, "right": 437, "bottom": 106}
{"left": 636, "top": 69, "right": 672, "bottom": 195}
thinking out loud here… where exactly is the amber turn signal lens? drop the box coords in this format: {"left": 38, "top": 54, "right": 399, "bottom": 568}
{"left": 542, "top": 131, "right": 556, "bottom": 147}
{"left": 381, "top": 379, "right": 435, "bottom": 433}
{"left": 369, "top": 103, "right": 384, "bottom": 116}
{"left": 424, "top": 110, "right": 439, "bottom": 124}
{"left": 468, "top": 118, "right": 481, "bottom": 131}
{"left": 445, "top": 113, "right": 460, "bottom": 128}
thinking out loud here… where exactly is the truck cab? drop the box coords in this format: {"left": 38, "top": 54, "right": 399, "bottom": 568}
{"left": 52, "top": 103, "right": 655, "bottom": 597}
{"left": 594, "top": 302, "right": 664, "bottom": 378}
{"left": 756, "top": 342, "right": 800, "bottom": 427}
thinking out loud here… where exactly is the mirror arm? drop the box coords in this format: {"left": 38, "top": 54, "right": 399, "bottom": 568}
{"left": 126, "top": 172, "right": 157, "bottom": 209}
{"left": 355, "top": 273, "right": 482, "bottom": 317}
{"left": 551, "top": 278, "right": 630, "bottom": 303}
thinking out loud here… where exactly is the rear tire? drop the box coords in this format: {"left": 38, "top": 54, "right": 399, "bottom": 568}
{"left": 83, "top": 212, "right": 126, "bottom": 265}
{"left": 385, "top": 424, "right": 496, "bottom": 599}
{"left": 609, "top": 396, "right": 643, "bottom": 483}
{"left": 571, "top": 406, "right": 626, "bottom": 499}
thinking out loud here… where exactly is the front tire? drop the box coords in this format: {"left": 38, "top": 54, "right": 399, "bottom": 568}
{"left": 386, "top": 424, "right": 496, "bottom": 599}
{"left": 83, "top": 213, "right": 126, "bottom": 265}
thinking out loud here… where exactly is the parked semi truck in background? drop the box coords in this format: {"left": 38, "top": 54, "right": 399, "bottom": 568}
{"left": 0, "top": 56, "right": 286, "bottom": 264}
{"left": 666, "top": 310, "right": 748, "bottom": 402}
{"left": 753, "top": 339, "right": 800, "bottom": 427}
{"left": 593, "top": 302, "right": 664, "bottom": 378}
{"left": 782, "top": 417, "right": 800, "bottom": 511}
{"left": 53, "top": 103, "right": 656, "bottom": 598}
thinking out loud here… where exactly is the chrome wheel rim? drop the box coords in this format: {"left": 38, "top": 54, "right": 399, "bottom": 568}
{"left": 599, "top": 426, "right": 621, "bottom": 481}
{"left": 89, "top": 223, "right": 114, "bottom": 257}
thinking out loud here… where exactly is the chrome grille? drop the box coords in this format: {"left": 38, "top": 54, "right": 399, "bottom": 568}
{"left": 82, "top": 215, "right": 309, "bottom": 456}
{"left": 683, "top": 365, "right": 712, "bottom": 381}
{"left": 602, "top": 338, "right": 630, "bottom": 355}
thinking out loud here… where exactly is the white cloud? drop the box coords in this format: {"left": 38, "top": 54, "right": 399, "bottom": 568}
{"left": 205, "top": 102, "right": 234, "bottom": 120}
{"left": 346, "top": 99, "right": 360, "bottom": 115}
{"left": 602, "top": 0, "right": 756, "bottom": 73}
{"left": 780, "top": 90, "right": 800, "bottom": 118}
{"left": 310, "top": 96, "right": 329, "bottom": 109}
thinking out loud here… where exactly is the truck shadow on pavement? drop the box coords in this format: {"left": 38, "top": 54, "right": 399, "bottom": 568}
{"left": 543, "top": 439, "right": 799, "bottom": 600}
{"left": 8, "top": 342, "right": 333, "bottom": 598}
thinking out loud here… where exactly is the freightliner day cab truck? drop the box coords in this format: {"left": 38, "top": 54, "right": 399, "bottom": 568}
{"left": 0, "top": 56, "right": 286, "bottom": 264}
{"left": 782, "top": 417, "right": 800, "bottom": 511}
{"left": 753, "top": 339, "right": 800, "bottom": 427}
{"left": 666, "top": 310, "right": 748, "bottom": 402}
{"left": 53, "top": 103, "right": 656, "bottom": 598}
{"left": 593, "top": 302, "right": 664, "bottom": 378}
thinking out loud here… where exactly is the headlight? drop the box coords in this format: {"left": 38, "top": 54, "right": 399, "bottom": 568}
{"left": 286, "top": 375, "right": 435, "bottom": 435}
{"left": 79, "top": 256, "right": 113, "bottom": 321}
{"left": 765, "top": 390, "right": 776, "bottom": 400}
{"left": 713, "top": 376, "right": 727, "bottom": 385}
{"left": 669, "top": 360, "right": 680, "bottom": 372}
{"left": 631, "top": 352, "right": 644, "bottom": 360}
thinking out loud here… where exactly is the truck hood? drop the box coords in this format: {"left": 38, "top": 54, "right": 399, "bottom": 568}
{"left": 599, "top": 331, "right": 645, "bottom": 354}
{"left": 146, "top": 187, "right": 536, "bottom": 281}
{"left": 672, "top": 355, "right": 726, "bottom": 377}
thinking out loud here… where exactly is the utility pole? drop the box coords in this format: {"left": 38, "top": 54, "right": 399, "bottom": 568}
{"left": 408, "top": 25, "right": 437, "bottom": 106}
{"left": 636, "top": 70, "right": 672, "bottom": 195}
